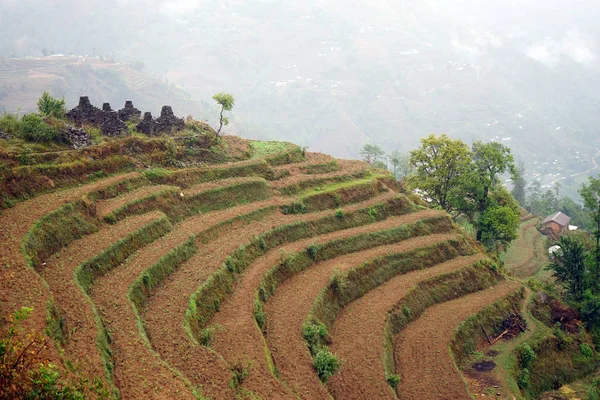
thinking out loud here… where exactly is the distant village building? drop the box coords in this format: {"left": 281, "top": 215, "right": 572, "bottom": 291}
{"left": 548, "top": 245, "right": 562, "bottom": 259}
{"left": 541, "top": 211, "right": 571, "bottom": 240}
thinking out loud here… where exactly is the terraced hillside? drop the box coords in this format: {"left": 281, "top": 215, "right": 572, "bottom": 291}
{"left": 0, "top": 134, "right": 527, "bottom": 399}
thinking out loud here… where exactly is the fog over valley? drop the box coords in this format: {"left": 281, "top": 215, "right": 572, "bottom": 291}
{"left": 1, "top": 0, "right": 599, "bottom": 198}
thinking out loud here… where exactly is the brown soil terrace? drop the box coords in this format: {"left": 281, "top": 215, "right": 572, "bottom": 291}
{"left": 395, "top": 280, "right": 521, "bottom": 400}
{"left": 0, "top": 143, "right": 524, "bottom": 400}
{"left": 328, "top": 254, "right": 488, "bottom": 400}
{"left": 265, "top": 232, "right": 459, "bottom": 400}
{"left": 210, "top": 209, "right": 446, "bottom": 399}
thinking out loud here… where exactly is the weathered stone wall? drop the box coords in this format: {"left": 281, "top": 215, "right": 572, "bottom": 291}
{"left": 101, "top": 111, "right": 127, "bottom": 136}
{"left": 66, "top": 96, "right": 104, "bottom": 126}
{"left": 155, "top": 106, "right": 185, "bottom": 134}
{"left": 118, "top": 100, "right": 142, "bottom": 122}
{"left": 136, "top": 112, "right": 156, "bottom": 135}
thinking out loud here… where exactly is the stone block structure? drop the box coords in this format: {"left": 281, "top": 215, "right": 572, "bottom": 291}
{"left": 66, "top": 96, "right": 185, "bottom": 137}
{"left": 59, "top": 126, "right": 92, "bottom": 149}
{"left": 101, "top": 111, "right": 127, "bottom": 136}
{"left": 155, "top": 106, "right": 185, "bottom": 134}
{"left": 66, "top": 96, "right": 104, "bottom": 126}
{"left": 136, "top": 112, "right": 157, "bottom": 135}
{"left": 118, "top": 101, "right": 142, "bottom": 122}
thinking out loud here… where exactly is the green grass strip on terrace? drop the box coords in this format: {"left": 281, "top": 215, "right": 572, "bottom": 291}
{"left": 105, "top": 178, "right": 272, "bottom": 223}
{"left": 22, "top": 200, "right": 100, "bottom": 270}
{"left": 282, "top": 176, "right": 391, "bottom": 214}
{"left": 278, "top": 170, "right": 371, "bottom": 196}
{"left": 300, "top": 161, "right": 341, "bottom": 175}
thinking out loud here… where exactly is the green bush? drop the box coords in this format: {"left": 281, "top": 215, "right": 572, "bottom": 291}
{"left": 0, "top": 112, "right": 21, "bottom": 135}
{"left": 313, "top": 349, "right": 340, "bottom": 382}
{"left": 517, "top": 368, "right": 530, "bottom": 389}
{"left": 20, "top": 114, "right": 59, "bottom": 142}
{"left": 581, "top": 343, "right": 593, "bottom": 358}
{"left": 37, "top": 91, "right": 66, "bottom": 118}
{"left": 520, "top": 344, "right": 535, "bottom": 368}
{"left": 386, "top": 374, "right": 400, "bottom": 389}
{"left": 307, "top": 243, "right": 318, "bottom": 261}
{"left": 301, "top": 322, "right": 328, "bottom": 355}
{"left": 335, "top": 208, "right": 344, "bottom": 219}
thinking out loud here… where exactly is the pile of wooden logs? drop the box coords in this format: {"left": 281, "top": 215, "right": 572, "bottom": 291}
{"left": 481, "top": 312, "right": 528, "bottom": 345}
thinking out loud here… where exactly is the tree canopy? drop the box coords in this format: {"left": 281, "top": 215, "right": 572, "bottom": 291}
{"left": 37, "top": 91, "right": 66, "bottom": 118}
{"left": 407, "top": 134, "right": 471, "bottom": 213}
{"left": 212, "top": 92, "right": 235, "bottom": 134}
{"left": 360, "top": 144, "right": 385, "bottom": 165}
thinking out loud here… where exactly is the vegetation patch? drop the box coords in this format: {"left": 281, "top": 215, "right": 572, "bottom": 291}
{"left": 449, "top": 287, "right": 525, "bottom": 367}
{"left": 382, "top": 261, "right": 504, "bottom": 385}
{"left": 278, "top": 170, "right": 370, "bottom": 196}
{"left": 22, "top": 200, "right": 100, "bottom": 269}
{"left": 86, "top": 174, "right": 150, "bottom": 201}
{"left": 185, "top": 195, "right": 415, "bottom": 340}
{"left": 282, "top": 178, "right": 388, "bottom": 214}
{"left": 144, "top": 160, "right": 275, "bottom": 186}
{"left": 106, "top": 178, "right": 272, "bottom": 223}
{"left": 301, "top": 161, "right": 341, "bottom": 175}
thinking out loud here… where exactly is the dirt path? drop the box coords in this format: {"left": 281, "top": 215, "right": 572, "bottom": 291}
{"left": 265, "top": 233, "right": 459, "bottom": 400}
{"left": 39, "top": 212, "right": 164, "bottom": 384}
{"left": 95, "top": 184, "right": 176, "bottom": 218}
{"left": 328, "top": 254, "right": 486, "bottom": 400}
{"left": 395, "top": 280, "right": 522, "bottom": 400}
{"left": 210, "top": 209, "right": 445, "bottom": 399}
{"left": 503, "top": 218, "right": 547, "bottom": 279}
{"left": 0, "top": 171, "right": 141, "bottom": 375}
{"left": 91, "top": 200, "right": 286, "bottom": 399}
{"left": 183, "top": 176, "right": 267, "bottom": 196}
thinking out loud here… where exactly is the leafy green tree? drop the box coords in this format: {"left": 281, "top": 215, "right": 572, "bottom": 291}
{"left": 511, "top": 162, "right": 527, "bottom": 206}
{"left": 581, "top": 176, "right": 600, "bottom": 293}
{"left": 212, "top": 92, "right": 235, "bottom": 135}
{"left": 389, "top": 150, "right": 412, "bottom": 179}
{"left": 37, "top": 91, "right": 66, "bottom": 118}
{"left": 407, "top": 134, "right": 471, "bottom": 214}
{"left": 546, "top": 235, "right": 587, "bottom": 302}
{"left": 20, "top": 114, "right": 58, "bottom": 142}
{"left": 360, "top": 144, "right": 385, "bottom": 165}
{"left": 458, "top": 141, "right": 517, "bottom": 242}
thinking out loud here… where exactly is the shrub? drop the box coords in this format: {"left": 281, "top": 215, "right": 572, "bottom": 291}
{"left": 329, "top": 269, "right": 346, "bottom": 294}
{"left": 229, "top": 360, "right": 252, "bottom": 389}
{"left": 301, "top": 322, "right": 328, "bottom": 355}
{"left": 20, "top": 114, "right": 58, "bottom": 142}
{"left": 0, "top": 112, "right": 21, "bottom": 135}
{"left": 307, "top": 243, "right": 318, "bottom": 261}
{"left": 517, "top": 368, "right": 530, "bottom": 389}
{"left": 198, "top": 326, "right": 217, "bottom": 347}
{"left": 581, "top": 343, "right": 593, "bottom": 358}
{"left": 313, "top": 349, "right": 340, "bottom": 382}
{"left": 520, "top": 344, "right": 535, "bottom": 369}
{"left": 335, "top": 208, "right": 344, "bottom": 219}
{"left": 254, "top": 300, "right": 266, "bottom": 329}
{"left": 281, "top": 201, "right": 308, "bottom": 215}
{"left": 386, "top": 374, "right": 400, "bottom": 389}
{"left": 1, "top": 307, "right": 107, "bottom": 399}
{"left": 37, "top": 91, "right": 66, "bottom": 118}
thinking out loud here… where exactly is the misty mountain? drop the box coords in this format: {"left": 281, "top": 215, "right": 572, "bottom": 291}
{"left": 1, "top": 0, "right": 599, "bottom": 198}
